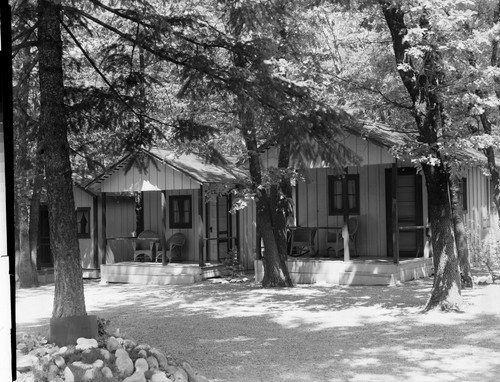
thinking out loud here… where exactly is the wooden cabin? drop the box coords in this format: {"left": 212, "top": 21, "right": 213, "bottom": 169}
{"left": 82, "top": 148, "right": 256, "bottom": 285}
{"left": 254, "top": 123, "right": 499, "bottom": 285}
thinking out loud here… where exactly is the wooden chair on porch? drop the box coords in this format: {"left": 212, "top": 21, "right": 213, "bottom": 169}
{"left": 289, "top": 227, "right": 317, "bottom": 257}
{"left": 156, "top": 232, "right": 186, "bottom": 263}
{"left": 133, "top": 230, "right": 160, "bottom": 262}
{"left": 326, "top": 217, "right": 359, "bottom": 258}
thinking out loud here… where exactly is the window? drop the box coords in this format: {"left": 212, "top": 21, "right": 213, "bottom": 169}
{"left": 169, "top": 195, "right": 192, "bottom": 228}
{"left": 456, "top": 178, "right": 468, "bottom": 212}
{"left": 76, "top": 208, "right": 91, "bottom": 238}
{"left": 328, "top": 174, "right": 360, "bottom": 215}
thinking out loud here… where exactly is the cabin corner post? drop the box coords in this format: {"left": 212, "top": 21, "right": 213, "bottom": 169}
{"left": 100, "top": 192, "right": 107, "bottom": 265}
{"left": 198, "top": 185, "right": 204, "bottom": 268}
{"left": 161, "top": 190, "right": 167, "bottom": 266}
{"left": 93, "top": 195, "right": 98, "bottom": 269}
{"left": 342, "top": 167, "right": 350, "bottom": 261}
{"left": 392, "top": 161, "right": 400, "bottom": 264}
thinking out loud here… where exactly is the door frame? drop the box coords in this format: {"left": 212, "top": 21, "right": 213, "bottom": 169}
{"left": 385, "top": 167, "right": 424, "bottom": 258}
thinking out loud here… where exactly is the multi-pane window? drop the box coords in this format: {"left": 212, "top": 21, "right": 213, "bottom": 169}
{"left": 456, "top": 178, "right": 468, "bottom": 212}
{"left": 328, "top": 174, "right": 360, "bottom": 215}
{"left": 169, "top": 195, "right": 192, "bottom": 228}
{"left": 76, "top": 208, "right": 91, "bottom": 238}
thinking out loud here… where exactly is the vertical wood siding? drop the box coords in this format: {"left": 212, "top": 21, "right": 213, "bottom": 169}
{"left": 100, "top": 158, "right": 200, "bottom": 193}
{"left": 238, "top": 200, "right": 257, "bottom": 270}
{"left": 296, "top": 162, "right": 428, "bottom": 258}
{"left": 73, "top": 187, "right": 95, "bottom": 269}
{"left": 463, "top": 167, "right": 493, "bottom": 254}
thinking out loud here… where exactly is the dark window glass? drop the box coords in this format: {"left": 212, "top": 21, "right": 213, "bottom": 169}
{"left": 76, "top": 208, "right": 91, "bottom": 238}
{"left": 169, "top": 195, "right": 192, "bottom": 228}
{"left": 328, "top": 174, "right": 360, "bottom": 215}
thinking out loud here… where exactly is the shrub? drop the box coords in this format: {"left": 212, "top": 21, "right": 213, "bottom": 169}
{"left": 468, "top": 227, "right": 500, "bottom": 282}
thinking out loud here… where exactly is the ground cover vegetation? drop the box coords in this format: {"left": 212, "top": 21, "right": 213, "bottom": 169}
{"left": 11, "top": 0, "right": 500, "bottom": 330}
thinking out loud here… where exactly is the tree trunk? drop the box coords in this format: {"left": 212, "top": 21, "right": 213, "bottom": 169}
{"left": 14, "top": 43, "right": 38, "bottom": 288}
{"left": 238, "top": 95, "right": 292, "bottom": 287}
{"left": 29, "top": 145, "right": 44, "bottom": 283}
{"left": 422, "top": 165, "right": 462, "bottom": 311}
{"left": 380, "top": 1, "right": 463, "bottom": 311}
{"left": 449, "top": 177, "right": 473, "bottom": 288}
{"left": 38, "top": 0, "right": 86, "bottom": 317}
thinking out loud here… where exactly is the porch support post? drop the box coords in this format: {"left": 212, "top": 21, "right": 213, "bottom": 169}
{"left": 198, "top": 185, "right": 204, "bottom": 268}
{"left": 392, "top": 161, "right": 400, "bottom": 264}
{"left": 161, "top": 191, "right": 167, "bottom": 266}
{"left": 100, "top": 192, "right": 107, "bottom": 265}
{"left": 93, "top": 195, "right": 99, "bottom": 269}
{"left": 342, "top": 167, "right": 350, "bottom": 261}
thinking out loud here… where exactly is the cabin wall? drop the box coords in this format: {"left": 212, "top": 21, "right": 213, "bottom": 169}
{"left": 296, "top": 162, "right": 428, "bottom": 258}
{"left": 100, "top": 194, "right": 135, "bottom": 263}
{"left": 463, "top": 167, "right": 498, "bottom": 260}
{"left": 238, "top": 200, "right": 257, "bottom": 270}
{"left": 100, "top": 159, "right": 199, "bottom": 193}
{"left": 98, "top": 189, "right": 202, "bottom": 264}
{"left": 73, "top": 187, "right": 96, "bottom": 270}
{"left": 261, "top": 135, "right": 394, "bottom": 169}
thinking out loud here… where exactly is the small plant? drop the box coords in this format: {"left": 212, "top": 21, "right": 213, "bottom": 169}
{"left": 97, "top": 316, "right": 111, "bottom": 338}
{"left": 468, "top": 226, "right": 500, "bottom": 283}
{"left": 222, "top": 249, "right": 243, "bottom": 278}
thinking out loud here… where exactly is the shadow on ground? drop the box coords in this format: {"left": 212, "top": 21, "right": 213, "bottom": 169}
{"left": 16, "top": 278, "right": 500, "bottom": 382}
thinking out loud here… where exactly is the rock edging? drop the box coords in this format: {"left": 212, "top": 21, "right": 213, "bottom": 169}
{"left": 16, "top": 334, "right": 209, "bottom": 382}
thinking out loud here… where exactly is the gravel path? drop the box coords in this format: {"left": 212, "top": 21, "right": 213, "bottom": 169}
{"left": 16, "top": 278, "right": 500, "bottom": 382}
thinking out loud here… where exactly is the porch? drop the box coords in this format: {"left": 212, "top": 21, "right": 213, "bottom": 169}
{"left": 254, "top": 257, "right": 434, "bottom": 286}
{"left": 100, "top": 261, "right": 227, "bottom": 285}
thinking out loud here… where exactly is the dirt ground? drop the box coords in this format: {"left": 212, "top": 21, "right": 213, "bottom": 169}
{"left": 15, "top": 277, "right": 500, "bottom": 382}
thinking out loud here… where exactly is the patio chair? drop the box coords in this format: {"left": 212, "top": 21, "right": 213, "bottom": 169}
{"left": 156, "top": 232, "right": 186, "bottom": 263}
{"left": 289, "top": 227, "right": 317, "bottom": 257}
{"left": 327, "top": 217, "right": 359, "bottom": 258}
{"left": 133, "top": 230, "right": 160, "bottom": 262}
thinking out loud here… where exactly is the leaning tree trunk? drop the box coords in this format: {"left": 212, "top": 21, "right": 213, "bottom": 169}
{"left": 380, "top": 1, "right": 463, "bottom": 311}
{"left": 423, "top": 165, "right": 462, "bottom": 311}
{"left": 449, "top": 176, "right": 473, "bottom": 288}
{"left": 38, "top": 0, "right": 86, "bottom": 317}
{"left": 238, "top": 94, "right": 292, "bottom": 287}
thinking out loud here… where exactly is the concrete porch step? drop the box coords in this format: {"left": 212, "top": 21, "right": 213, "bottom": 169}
{"left": 339, "top": 271, "right": 397, "bottom": 286}
{"left": 100, "top": 262, "right": 202, "bottom": 285}
{"left": 101, "top": 271, "right": 196, "bottom": 285}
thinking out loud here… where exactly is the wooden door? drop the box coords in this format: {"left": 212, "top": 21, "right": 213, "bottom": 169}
{"left": 38, "top": 204, "right": 53, "bottom": 269}
{"left": 385, "top": 168, "right": 424, "bottom": 257}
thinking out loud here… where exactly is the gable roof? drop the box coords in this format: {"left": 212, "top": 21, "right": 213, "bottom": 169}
{"left": 86, "top": 148, "right": 247, "bottom": 193}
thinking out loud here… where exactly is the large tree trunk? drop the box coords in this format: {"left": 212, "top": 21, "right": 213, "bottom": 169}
{"left": 38, "top": 0, "right": 86, "bottom": 317}
{"left": 14, "top": 43, "right": 38, "bottom": 288}
{"left": 449, "top": 177, "right": 473, "bottom": 288}
{"left": 238, "top": 96, "right": 292, "bottom": 287}
{"left": 380, "top": 1, "right": 463, "bottom": 311}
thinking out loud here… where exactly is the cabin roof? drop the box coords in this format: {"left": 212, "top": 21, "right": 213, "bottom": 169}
{"left": 85, "top": 148, "right": 247, "bottom": 193}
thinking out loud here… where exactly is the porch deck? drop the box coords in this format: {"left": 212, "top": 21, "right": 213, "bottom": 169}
{"left": 100, "top": 262, "right": 226, "bottom": 285}
{"left": 255, "top": 257, "right": 434, "bottom": 286}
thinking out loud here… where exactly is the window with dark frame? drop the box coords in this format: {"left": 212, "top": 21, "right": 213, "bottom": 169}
{"left": 328, "top": 174, "right": 360, "bottom": 215}
{"left": 76, "top": 208, "right": 91, "bottom": 238}
{"left": 169, "top": 195, "right": 193, "bottom": 228}
{"left": 457, "top": 177, "right": 468, "bottom": 212}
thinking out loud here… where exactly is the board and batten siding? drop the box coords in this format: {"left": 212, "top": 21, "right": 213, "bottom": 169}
{"left": 98, "top": 189, "right": 203, "bottom": 263}
{"left": 296, "top": 163, "right": 429, "bottom": 258}
{"left": 261, "top": 134, "right": 394, "bottom": 169}
{"left": 99, "top": 158, "right": 200, "bottom": 193}
{"left": 463, "top": 167, "right": 495, "bottom": 254}
{"left": 73, "top": 186, "right": 96, "bottom": 269}
{"left": 237, "top": 199, "right": 257, "bottom": 270}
